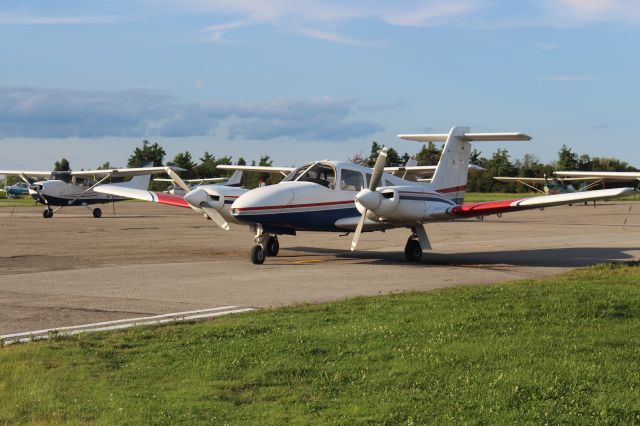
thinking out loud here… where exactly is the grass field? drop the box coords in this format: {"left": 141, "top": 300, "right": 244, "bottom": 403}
{"left": 0, "top": 197, "right": 37, "bottom": 207}
{"left": 1, "top": 263, "right": 639, "bottom": 424}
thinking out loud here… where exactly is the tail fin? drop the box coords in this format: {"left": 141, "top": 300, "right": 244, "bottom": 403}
{"left": 430, "top": 126, "right": 470, "bottom": 204}
{"left": 120, "top": 173, "right": 152, "bottom": 190}
{"left": 398, "top": 126, "right": 531, "bottom": 204}
{"left": 224, "top": 170, "right": 243, "bottom": 187}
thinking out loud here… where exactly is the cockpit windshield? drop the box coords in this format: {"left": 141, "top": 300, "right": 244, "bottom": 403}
{"left": 282, "top": 162, "right": 336, "bottom": 189}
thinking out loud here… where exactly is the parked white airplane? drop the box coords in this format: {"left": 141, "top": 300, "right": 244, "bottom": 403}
{"left": 95, "top": 126, "right": 635, "bottom": 264}
{"left": 0, "top": 164, "right": 174, "bottom": 218}
{"left": 555, "top": 170, "right": 640, "bottom": 185}
{"left": 228, "top": 126, "right": 634, "bottom": 264}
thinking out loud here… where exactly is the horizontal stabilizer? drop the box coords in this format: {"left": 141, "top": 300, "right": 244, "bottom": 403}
{"left": 398, "top": 132, "right": 531, "bottom": 142}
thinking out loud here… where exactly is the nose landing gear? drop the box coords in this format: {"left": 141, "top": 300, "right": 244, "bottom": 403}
{"left": 250, "top": 225, "right": 280, "bottom": 264}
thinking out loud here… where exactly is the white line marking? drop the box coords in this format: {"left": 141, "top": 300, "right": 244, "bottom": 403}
{"left": 0, "top": 306, "right": 256, "bottom": 346}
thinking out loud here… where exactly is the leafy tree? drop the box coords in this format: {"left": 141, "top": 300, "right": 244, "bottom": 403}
{"left": 557, "top": 145, "right": 578, "bottom": 171}
{"left": 194, "top": 152, "right": 232, "bottom": 178}
{"left": 97, "top": 161, "right": 113, "bottom": 170}
{"left": 168, "top": 151, "right": 197, "bottom": 178}
{"left": 590, "top": 157, "right": 637, "bottom": 172}
{"left": 577, "top": 154, "right": 593, "bottom": 171}
{"left": 127, "top": 140, "right": 166, "bottom": 167}
{"left": 237, "top": 157, "right": 247, "bottom": 166}
{"left": 415, "top": 142, "right": 442, "bottom": 166}
{"left": 53, "top": 158, "right": 70, "bottom": 171}
{"left": 367, "top": 142, "right": 402, "bottom": 167}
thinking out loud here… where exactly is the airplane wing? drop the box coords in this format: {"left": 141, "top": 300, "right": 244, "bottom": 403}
{"left": 446, "top": 187, "right": 635, "bottom": 218}
{"left": 217, "top": 165, "right": 295, "bottom": 175}
{"left": 0, "top": 170, "right": 53, "bottom": 179}
{"left": 94, "top": 185, "right": 191, "bottom": 208}
{"left": 70, "top": 166, "right": 179, "bottom": 178}
{"left": 387, "top": 165, "right": 485, "bottom": 180}
{"left": 154, "top": 177, "right": 227, "bottom": 183}
{"left": 554, "top": 171, "right": 640, "bottom": 181}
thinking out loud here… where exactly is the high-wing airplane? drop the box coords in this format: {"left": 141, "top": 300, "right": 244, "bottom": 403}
{"left": 493, "top": 174, "right": 602, "bottom": 194}
{"left": 554, "top": 171, "right": 640, "bottom": 188}
{"left": 227, "top": 126, "right": 634, "bottom": 264}
{"left": 1, "top": 181, "right": 30, "bottom": 198}
{"left": 0, "top": 164, "right": 175, "bottom": 218}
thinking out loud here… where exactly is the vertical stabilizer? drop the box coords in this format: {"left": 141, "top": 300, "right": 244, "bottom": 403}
{"left": 429, "top": 126, "right": 471, "bottom": 204}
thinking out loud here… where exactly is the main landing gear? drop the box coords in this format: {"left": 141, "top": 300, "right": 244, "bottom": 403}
{"left": 92, "top": 208, "right": 102, "bottom": 218}
{"left": 250, "top": 226, "right": 280, "bottom": 265}
{"left": 42, "top": 208, "right": 54, "bottom": 219}
{"left": 404, "top": 237, "right": 422, "bottom": 262}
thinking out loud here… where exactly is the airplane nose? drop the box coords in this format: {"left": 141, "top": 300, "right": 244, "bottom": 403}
{"left": 230, "top": 187, "right": 294, "bottom": 219}
{"left": 355, "top": 189, "right": 381, "bottom": 211}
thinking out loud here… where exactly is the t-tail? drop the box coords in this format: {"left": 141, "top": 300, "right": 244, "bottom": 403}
{"left": 399, "top": 126, "right": 531, "bottom": 205}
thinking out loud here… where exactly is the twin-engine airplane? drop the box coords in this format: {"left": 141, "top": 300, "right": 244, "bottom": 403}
{"left": 0, "top": 163, "right": 174, "bottom": 218}
{"left": 95, "top": 126, "right": 635, "bottom": 265}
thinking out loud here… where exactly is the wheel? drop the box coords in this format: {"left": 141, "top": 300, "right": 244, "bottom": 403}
{"left": 42, "top": 208, "right": 53, "bottom": 218}
{"left": 93, "top": 208, "right": 102, "bottom": 218}
{"left": 404, "top": 238, "right": 422, "bottom": 262}
{"left": 266, "top": 236, "right": 279, "bottom": 256}
{"left": 250, "top": 245, "right": 266, "bottom": 264}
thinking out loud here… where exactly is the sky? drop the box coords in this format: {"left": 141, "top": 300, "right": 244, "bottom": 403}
{"left": 1, "top": 0, "right": 639, "bottom": 170}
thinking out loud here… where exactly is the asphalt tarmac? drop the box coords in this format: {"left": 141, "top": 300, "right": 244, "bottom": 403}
{"left": 1, "top": 201, "right": 639, "bottom": 335}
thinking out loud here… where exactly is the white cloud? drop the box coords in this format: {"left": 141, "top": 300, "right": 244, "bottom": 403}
{"left": 0, "top": 87, "right": 382, "bottom": 141}
{"left": 185, "top": 0, "right": 484, "bottom": 44}
{"left": 543, "top": 0, "right": 640, "bottom": 25}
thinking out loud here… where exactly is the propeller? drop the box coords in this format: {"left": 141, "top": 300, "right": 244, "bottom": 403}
{"left": 351, "top": 147, "right": 388, "bottom": 251}
{"left": 165, "top": 167, "right": 191, "bottom": 193}
{"left": 183, "top": 188, "right": 230, "bottom": 231}
{"left": 19, "top": 173, "right": 48, "bottom": 205}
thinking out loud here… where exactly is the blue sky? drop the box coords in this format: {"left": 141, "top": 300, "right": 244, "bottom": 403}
{"left": 1, "top": 0, "right": 639, "bottom": 170}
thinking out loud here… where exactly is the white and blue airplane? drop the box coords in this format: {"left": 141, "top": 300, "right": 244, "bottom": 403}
{"left": 0, "top": 164, "right": 176, "bottom": 218}
{"left": 96, "top": 126, "right": 635, "bottom": 264}
{"left": 1, "top": 181, "right": 30, "bottom": 198}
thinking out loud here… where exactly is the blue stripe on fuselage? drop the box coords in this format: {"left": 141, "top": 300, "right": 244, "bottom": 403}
{"left": 31, "top": 194, "right": 122, "bottom": 206}
{"left": 235, "top": 206, "right": 360, "bottom": 232}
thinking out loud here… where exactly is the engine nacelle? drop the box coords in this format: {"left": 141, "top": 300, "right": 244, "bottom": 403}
{"left": 365, "top": 186, "right": 453, "bottom": 223}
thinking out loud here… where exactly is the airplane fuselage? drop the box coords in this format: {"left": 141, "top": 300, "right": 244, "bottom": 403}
{"left": 30, "top": 179, "right": 122, "bottom": 206}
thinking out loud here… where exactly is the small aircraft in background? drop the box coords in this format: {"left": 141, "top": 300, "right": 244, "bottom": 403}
{"left": 153, "top": 171, "right": 243, "bottom": 195}
{"left": 554, "top": 170, "right": 640, "bottom": 189}
{"left": 1, "top": 181, "right": 30, "bottom": 198}
{"left": 493, "top": 174, "right": 602, "bottom": 194}
{"left": 0, "top": 163, "right": 176, "bottom": 218}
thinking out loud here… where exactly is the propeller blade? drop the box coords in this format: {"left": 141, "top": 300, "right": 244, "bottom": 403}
{"left": 369, "top": 147, "right": 388, "bottom": 191}
{"left": 165, "top": 168, "right": 191, "bottom": 193}
{"left": 351, "top": 146, "right": 388, "bottom": 251}
{"left": 350, "top": 210, "right": 367, "bottom": 251}
{"left": 202, "top": 207, "right": 230, "bottom": 231}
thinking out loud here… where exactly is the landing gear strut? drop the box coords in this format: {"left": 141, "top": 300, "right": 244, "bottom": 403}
{"left": 250, "top": 226, "right": 279, "bottom": 264}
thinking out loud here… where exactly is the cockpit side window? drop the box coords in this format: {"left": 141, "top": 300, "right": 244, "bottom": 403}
{"left": 365, "top": 173, "right": 372, "bottom": 187}
{"left": 297, "top": 163, "right": 336, "bottom": 189}
{"left": 282, "top": 163, "right": 312, "bottom": 182}
{"left": 340, "top": 169, "right": 365, "bottom": 191}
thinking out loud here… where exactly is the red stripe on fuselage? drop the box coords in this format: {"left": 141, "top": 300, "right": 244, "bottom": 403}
{"left": 154, "top": 192, "right": 191, "bottom": 208}
{"left": 235, "top": 199, "right": 354, "bottom": 212}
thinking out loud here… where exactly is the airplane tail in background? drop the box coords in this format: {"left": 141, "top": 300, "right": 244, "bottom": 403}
{"left": 118, "top": 162, "right": 154, "bottom": 190}
{"left": 225, "top": 170, "right": 243, "bottom": 187}
{"left": 399, "top": 126, "right": 531, "bottom": 205}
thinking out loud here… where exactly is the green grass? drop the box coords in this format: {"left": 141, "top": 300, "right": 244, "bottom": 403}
{"left": 0, "top": 197, "right": 37, "bottom": 207}
{"left": 1, "top": 263, "right": 640, "bottom": 424}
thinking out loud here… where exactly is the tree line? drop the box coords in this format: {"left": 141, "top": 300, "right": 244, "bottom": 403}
{"left": 19, "top": 139, "right": 640, "bottom": 192}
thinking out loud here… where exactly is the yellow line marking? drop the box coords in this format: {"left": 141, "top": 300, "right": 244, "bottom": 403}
{"left": 292, "top": 259, "right": 324, "bottom": 264}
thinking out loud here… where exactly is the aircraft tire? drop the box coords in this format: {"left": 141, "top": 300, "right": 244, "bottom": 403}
{"left": 93, "top": 208, "right": 102, "bottom": 218}
{"left": 266, "top": 236, "right": 279, "bottom": 256}
{"left": 404, "top": 238, "right": 422, "bottom": 262}
{"left": 250, "top": 245, "right": 266, "bottom": 264}
{"left": 43, "top": 208, "right": 53, "bottom": 219}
